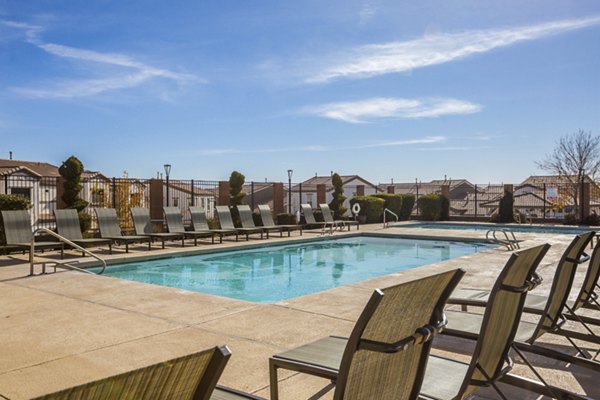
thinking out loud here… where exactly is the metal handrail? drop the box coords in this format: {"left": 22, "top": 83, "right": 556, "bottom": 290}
{"left": 30, "top": 228, "right": 107, "bottom": 276}
{"left": 486, "top": 228, "right": 520, "bottom": 251}
{"left": 383, "top": 208, "right": 399, "bottom": 228}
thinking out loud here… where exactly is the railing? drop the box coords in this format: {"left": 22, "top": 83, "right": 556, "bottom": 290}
{"left": 383, "top": 208, "right": 399, "bottom": 229}
{"left": 30, "top": 228, "right": 106, "bottom": 276}
{"left": 486, "top": 228, "right": 520, "bottom": 251}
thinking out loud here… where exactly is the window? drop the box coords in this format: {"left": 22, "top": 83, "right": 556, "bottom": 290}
{"left": 173, "top": 197, "right": 179, "bottom": 207}
{"left": 11, "top": 187, "right": 31, "bottom": 199}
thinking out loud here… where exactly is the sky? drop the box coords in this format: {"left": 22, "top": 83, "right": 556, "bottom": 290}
{"left": 1, "top": 1, "right": 599, "bottom": 184}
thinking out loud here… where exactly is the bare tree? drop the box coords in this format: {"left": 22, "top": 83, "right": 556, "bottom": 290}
{"left": 536, "top": 130, "right": 600, "bottom": 212}
{"left": 537, "top": 130, "right": 600, "bottom": 182}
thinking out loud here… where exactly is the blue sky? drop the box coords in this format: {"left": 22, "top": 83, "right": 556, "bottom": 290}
{"left": 1, "top": 1, "right": 599, "bottom": 184}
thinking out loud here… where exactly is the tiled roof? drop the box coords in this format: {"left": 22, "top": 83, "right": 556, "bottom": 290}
{"left": 0, "top": 158, "right": 60, "bottom": 177}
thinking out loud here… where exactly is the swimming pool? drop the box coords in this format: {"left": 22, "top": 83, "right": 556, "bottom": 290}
{"left": 398, "top": 222, "right": 592, "bottom": 235}
{"left": 99, "top": 235, "right": 494, "bottom": 303}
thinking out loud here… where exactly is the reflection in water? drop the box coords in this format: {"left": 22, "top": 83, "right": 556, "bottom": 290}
{"left": 104, "top": 236, "right": 493, "bottom": 303}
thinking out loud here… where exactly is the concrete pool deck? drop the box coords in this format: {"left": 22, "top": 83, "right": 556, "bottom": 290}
{"left": 0, "top": 224, "right": 598, "bottom": 399}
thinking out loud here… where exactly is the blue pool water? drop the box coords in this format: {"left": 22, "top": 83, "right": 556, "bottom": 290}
{"left": 99, "top": 235, "right": 493, "bottom": 303}
{"left": 399, "top": 222, "right": 592, "bottom": 235}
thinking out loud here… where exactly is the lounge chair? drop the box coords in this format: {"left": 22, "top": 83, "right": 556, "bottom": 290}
{"left": 269, "top": 268, "right": 466, "bottom": 399}
{"left": 130, "top": 207, "right": 185, "bottom": 248}
{"left": 448, "top": 232, "right": 600, "bottom": 343}
{"left": 442, "top": 232, "right": 600, "bottom": 395}
{"left": 163, "top": 207, "right": 214, "bottom": 245}
{"left": 319, "top": 203, "right": 359, "bottom": 231}
{"left": 1, "top": 209, "right": 64, "bottom": 259}
{"left": 95, "top": 208, "right": 151, "bottom": 253}
{"left": 237, "top": 205, "right": 281, "bottom": 239}
{"left": 215, "top": 205, "right": 263, "bottom": 241}
{"left": 300, "top": 204, "right": 332, "bottom": 233}
{"left": 189, "top": 207, "right": 238, "bottom": 243}
{"left": 54, "top": 209, "right": 112, "bottom": 255}
{"left": 258, "top": 204, "right": 302, "bottom": 237}
{"left": 31, "top": 345, "right": 263, "bottom": 400}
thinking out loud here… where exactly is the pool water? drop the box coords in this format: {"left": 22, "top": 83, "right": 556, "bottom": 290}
{"left": 400, "top": 222, "right": 592, "bottom": 235}
{"left": 99, "top": 236, "right": 493, "bottom": 303}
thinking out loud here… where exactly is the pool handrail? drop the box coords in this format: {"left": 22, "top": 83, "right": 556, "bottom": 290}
{"left": 383, "top": 208, "right": 399, "bottom": 229}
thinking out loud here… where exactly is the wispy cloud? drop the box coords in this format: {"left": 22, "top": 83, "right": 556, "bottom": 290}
{"left": 417, "top": 145, "right": 491, "bottom": 151}
{"left": 2, "top": 20, "right": 200, "bottom": 98}
{"left": 197, "top": 135, "right": 446, "bottom": 155}
{"left": 302, "top": 97, "right": 481, "bottom": 123}
{"left": 307, "top": 16, "right": 600, "bottom": 83}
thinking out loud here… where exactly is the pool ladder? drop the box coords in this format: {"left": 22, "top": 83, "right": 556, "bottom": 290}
{"left": 486, "top": 228, "right": 520, "bottom": 251}
{"left": 383, "top": 208, "right": 399, "bottom": 229}
{"left": 29, "top": 228, "right": 107, "bottom": 276}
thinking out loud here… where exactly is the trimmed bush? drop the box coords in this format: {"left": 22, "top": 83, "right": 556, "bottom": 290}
{"left": 0, "top": 194, "right": 32, "bottom": 245}
{"left": 440, "top": 196, "right": 449, "bottom": 221}
{"left": 372, "top": 194, "right": 402, "bottom": 221}
{"left": 229, "top": 171, "right": 246, "bottom": 226}
{"left": 498, "top": 191, "right": 514, "bottom": 223}
{"left": 252, "top": 212, "right": 263, "bottom": 227}
{"left": 583, "top": 213, "right": 600, "bottom": 226}
{"left": 417, "top": 194, "right": 443, "bottom": 221}
{"left": 398, "top": 194, "right": 416, "bottom": 220}
{"left": 329, "top": 173, "right": 348, "bottom": 219}
{"left": 59, "top": 156, "right": 91, "bottom": 233}
{"left": 277, "top": 213, "right": 296, "bottom": 225}
{"left": 350, "top": 196, "right": 384, "bottom": 223}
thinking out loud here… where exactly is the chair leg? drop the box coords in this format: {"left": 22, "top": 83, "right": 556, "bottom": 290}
{"left": 269, "top": 359, "right": 280, "bottom": 400}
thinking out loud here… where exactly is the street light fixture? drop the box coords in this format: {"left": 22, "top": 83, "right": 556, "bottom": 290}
{"left": 287, "top": 169, "right": 293, "bottom": 214}
{"left": 164, "top": 164, "right": 171, "bottom": 207}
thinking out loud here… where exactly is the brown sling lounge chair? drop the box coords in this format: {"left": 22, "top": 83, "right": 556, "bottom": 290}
{"left": 1, "top": 209, "right": 64, "bottom": 259}
{"left": 320, "top": 203, "right": 359, "bottom": 231}
{"left": 215, "top": 205, "right": 263, "bottom": 241}
{"left": 189, "top": 207, "right": 238, "bottom": 243}
{"left": 258, "top": 204, "right": 302, "bottom": 237}
{"left": 300, "top": 203, "right": 332, "bottom": 233}
{"left": 164, "top": 207, "right": 214, "bottom": 245}
{"left": 442, "top": 232, "right": 600, "bottom": 398}
{"left": 54, "top": 209, "right": 112, "bottom": 254}
{"left": 269, "top": 268, "right": 466, "bottom": 400}
{"left": 31, "top": 345, "right": 263, "bottom": 400}
{"left": 237, "top": 205, "right": 281, "bottom": 239}
{"left": 130, "top": 207, "right": 185, "bottom": 248}
{"left": 95, "top": 208, "right": 151, "bottom": 252}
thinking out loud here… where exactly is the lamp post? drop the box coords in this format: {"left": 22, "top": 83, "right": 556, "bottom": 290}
{"left": 164, "top": 164, "right": 171, "bottom": 207}
{"left": 287, "top": 169, "right": 293, "bottom": 214}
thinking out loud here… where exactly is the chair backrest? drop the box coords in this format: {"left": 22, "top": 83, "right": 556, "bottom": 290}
{"left": 189, "top": 207, "right": 210, "bottom": 231}
{"left": 94, "top": 208, "right": 123, "bottom": 238}
{"left": 54, "top": 209, "right": 84, "bottom": 240}
{"left": 573, "top": 238, "right": 600, "bottom": 310}
{"left": 258, "top": 204, "right": 276, "bottom": 227}
{"left": 319, "top": 204, "right": 334, "bottom": 223}
{"left": 237, "top": 205, "right": 256, "bottom": 229}
{"left": 531, "top": 231, "right": 594, "bottom": 341}
{"left": 459, "top": 244, "right": 550, "bottom": 398}
{"left": 164, "top": 207, "right": 185, "bottom": 233}
{"left": 130, "top": 208, "right": 153, "bottom": 235}
{"left": 301, "top": 204, "right": 317, "bottom": 224}
{"left": 334, "top": 269, "right": 465, "bottom": 400}
{"left": 32, "top": 345, "right": 231, "bottom": 400}
{"left": 215, "top": 206, "right": 236, "bottom": 230}
{"left": 1, "top": 209, "right": 32, "bottom": 244}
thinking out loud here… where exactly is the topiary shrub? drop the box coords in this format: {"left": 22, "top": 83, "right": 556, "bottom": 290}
{"left": 0, "top": 194, "right": 31, "bottom": 246}
{"left": 563, "top": 213, "right": 579, "bottom": 225}
{"left": 277, "top": 213, "right": 296, "bottom": 225}
{"left": 350, "top": 196, "right": 385, "bottom": 223}
{"left": 372, "top": 194, "right": 403, "bottom": 221}
{"left": 59, "top": 156, "right": 91, "bottom": 233}
{"left": 252, "top": 212, "right": 263, "bottom": 227}
{"left": 228, "top": 171, "right": 246, "bottom": 227}
{"left": 583, "top": 212, "right": 600, "bottom": 226}
{"left": 417, "top": 194, "right": 443, "bottom": 221}
{"left": 398, "top": 194, "right": 416, "bottom": 220}
{"left": 440, "top": 196, "right": 450, "bottom": 221}
{"left": 329, "top": 173, "right": 348, "bottom": 219}
{"left": 497, "top": 191, "right": 514, "bottom": 223}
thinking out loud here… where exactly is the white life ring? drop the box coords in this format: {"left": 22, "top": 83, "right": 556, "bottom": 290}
{"left": 351, "top": 203, "right": 361, "bottom": 215}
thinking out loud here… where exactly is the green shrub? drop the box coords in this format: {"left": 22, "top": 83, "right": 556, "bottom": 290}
{"left": 398, "top": 194, "right": 416, "bottom": 220}
{"left": 329, "top": 173, "right": 348, "bottom": 219}
{"left": 563, "top": 213, "right": 579, "bottom": 225}
{"left": 498, "top": 191, "right": 514, "bottom": 223}
{"left": 277, "top": 213, "right": 296, "bottom": 225}
{"left": 583, "top": 213, "right": 600, "bottom": 226}
{"left": 0, "top": 194, "right": 31, "bottom": 245}
{"left": 59, "top": 156, "right": 91, "bottom": 233}
{"left": 207, "top": 217, "right": 220, "bottom": 230}
{"left": 350, "top": 196, "right": 385, "bottom": 223}
{"left": 417, "top": 194, "right": 443, "bottom": 221}
{"left": 228, "top": 171, "right": 246, "bottom": 226}
{"left": 252, "top": 212, "right": 263, "bottom": 226}
{"left": 440, "top": 196, "right": 449, "bottom": 221}
{"left": 372, "top": 194, "right": 403, "bottom": 221}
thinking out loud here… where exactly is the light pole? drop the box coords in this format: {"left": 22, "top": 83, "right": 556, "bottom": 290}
{"left": 287, "top": 169, "right": 293, "bottom": 214}
{"left": 164, "top": 164, "right": 171, "bottom": 207}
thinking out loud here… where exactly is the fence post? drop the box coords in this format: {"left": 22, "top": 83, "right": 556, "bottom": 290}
{"left": 356, "top": 185, "right": 365, "bottom": 196}
{"left": 299, "top": 183, "right": 302, "bottom": 207}
{"left": 474, "top": 184, "right": 478, "bottom": 218}
{"left": 190, "top": 179, "right": 195, "bottom": 207}
{"left": 112, "top": 177, "right": 116, "bottom": 208}
{"left": 3, "top": 175, "right": 7, "bottom": 194}
{"left": 149, "top": 179, "right": 164, "bottom": 221}
{"left": 251, "top": 181, "right": 255, "bottom": 211}
{"left": 272, "top": 182, "right": 284, "bottom": 215}
{"left": 56, "top": 176, "right": 66, "bottom": 209}
{"left": 543, "top": 183, "right": 546, "bottom": 221}
{"left": 317, "top": 184, "right": 326, "bottom": 205}
{"left": 218, "top": 181, "right": 230, "bottom": 206}
{"left": 415, "top": 182, "right": 419, "bottom": 217}
{"left": 387, "top": 185, "right": 395, "bottom": 194}
{"left": 582, "top": 181, "right": 590, "bottom": 222}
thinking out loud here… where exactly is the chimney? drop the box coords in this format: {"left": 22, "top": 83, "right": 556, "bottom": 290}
{"left": 9, "top": 151, "right": 13, "bottom": 160}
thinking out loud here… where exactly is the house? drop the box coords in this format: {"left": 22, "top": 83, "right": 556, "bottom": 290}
{"left": 291, "top": 175, "right": 379, "bottom": 214}
{"left": 379, "top": 178, "right": 478, "bottom": 200}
